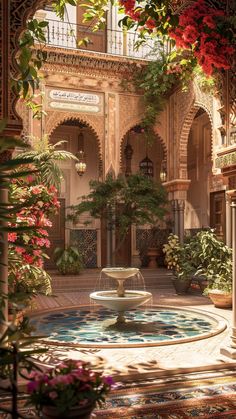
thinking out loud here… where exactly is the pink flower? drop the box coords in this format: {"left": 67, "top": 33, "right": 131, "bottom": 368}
{"left": 23, "top": 254, "right": 34, "bottom": 264}
{"left": 26, "top": 175, "right": 34, "bottom": 183}
{"left": 38, "top": 229, "right": 49, "bottom": 236}
{"left": 33, "top": 249, "right": 42, "bottom": 256}
{"left": 31, "top": 186, "right": 42, "bottom": 195}
{"left": 103, "top": 376, "right": 114, "bottom": 386}
{"left": 48, "top": 185, "right": 58, "bottom": 194}
{"left": 35, "top": 237, "right": 50, "bottom": 248}
{"left": 27, "top": 380, "right": 39, "bottom": 393}
{"left": 8, "top": 232, "right": 17, "bottom": 242}
{"left": 49, "top": 391, "right": 58, "bottom": 399}
{"left": 15, "top": 246, "right": 25, "bottom": 254}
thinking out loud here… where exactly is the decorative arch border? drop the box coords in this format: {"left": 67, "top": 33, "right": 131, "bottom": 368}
{"left": 178, "top": 99, "right": 214, "bottom": 174}
{"left": 119, "top": 123, "right": 167, "bottom": 173}
{"left": 46, "top": 112, "right": 103, "bottom": 176}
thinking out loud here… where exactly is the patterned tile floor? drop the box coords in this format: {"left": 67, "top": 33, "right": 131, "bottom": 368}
{"left": 32, "top": 268, "right": 236, "bottom": 378}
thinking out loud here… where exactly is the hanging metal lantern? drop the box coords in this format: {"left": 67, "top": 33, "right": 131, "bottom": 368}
{"left": 160, "top": 160, "right": 167, "bottom": 183}
{"left": 139, "top": 156, "right": 154, "bottom": 177}
{"left": 75, "top": 150, "right": 86, "bottom": 176}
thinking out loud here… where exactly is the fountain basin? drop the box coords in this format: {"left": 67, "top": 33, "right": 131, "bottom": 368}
{"left": 90, "top": 290, "right": 152, "bottom": 311}
{"left": 31, "top": 305, "right": 227, "bottom": 348}
{"left": 102, "top": 267, "right": 139, "bottom": 279}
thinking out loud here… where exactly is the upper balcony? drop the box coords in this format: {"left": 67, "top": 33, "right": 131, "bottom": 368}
{"left": 43, "top": 18, "right": 167, "bottom": 61}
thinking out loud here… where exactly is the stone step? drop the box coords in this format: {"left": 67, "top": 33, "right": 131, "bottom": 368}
{"left": 52, "top": 285, "right": 173, "bottom": 293}
{"left": 49, "top": 268, "right": 174, "bottom": 291}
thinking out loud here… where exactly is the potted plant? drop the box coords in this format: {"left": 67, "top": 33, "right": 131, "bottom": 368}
{"left": 190, "top": 230, "right": 232, "bottom": 308}
{"left": 27, "top": 359, "right": 114, "bottom": 419}
{"left": 53, "top": 246, "right": 83, "bottom": 275}
{"left": 163, "top": 234, "right": 195, "bottom": 294}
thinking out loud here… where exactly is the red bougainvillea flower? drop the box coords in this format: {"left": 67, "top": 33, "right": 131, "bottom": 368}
{"left": 145, "top": 18, "right": 156, "bottom": 30}
{"left": 169, "top": 0, "right": 234, "bottom": 75}
{"left": 119, "top": 0, "right": 234, "bottom": 76}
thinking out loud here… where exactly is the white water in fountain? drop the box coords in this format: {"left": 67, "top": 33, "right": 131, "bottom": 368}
{"left": 90, "top": 267, "right": 152, "bottom": 323}
{"left": 94, "top": 267, "right": 146, "bottom": 292}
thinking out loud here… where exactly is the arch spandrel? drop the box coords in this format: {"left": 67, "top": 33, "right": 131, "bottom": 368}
{"left": 119, "top": 95, "right": 144, "bottom": 142}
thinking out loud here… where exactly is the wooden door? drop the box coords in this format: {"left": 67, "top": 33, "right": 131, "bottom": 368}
{"left": 210, "top": 191, "right": 226, "bottom": 241}
{"left": 77, "top": 5, "right": 106, "bottom": 52}
{"left": 45, "top": 198, "right": 65, "bottom": 270}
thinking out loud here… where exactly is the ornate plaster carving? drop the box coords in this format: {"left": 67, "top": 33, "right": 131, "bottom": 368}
{"left": 43, "top": 48, "right": 141, "bottom": 80}
{"left": 6, "top": 0, "right": 49, "bottom": 126}
{"left": 119, "top": 94, "right": 144, "bottom": 142}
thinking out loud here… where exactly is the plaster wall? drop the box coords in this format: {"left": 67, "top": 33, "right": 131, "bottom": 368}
{"left": 185, "top": 112, "right": 212, "bottom": 229}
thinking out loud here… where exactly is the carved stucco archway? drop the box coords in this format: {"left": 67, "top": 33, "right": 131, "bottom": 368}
{"left": 177, "top": 99, "right": 214, "bottom": 180}
{"left": 119, "top": 125, "right": 167, "bottom": 173}
{"left": 47, "top": 112, "right": 103, "bottom": 175}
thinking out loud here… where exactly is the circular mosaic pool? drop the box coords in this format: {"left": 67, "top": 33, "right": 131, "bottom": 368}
{"left": 31, "top": 306, "right": 226, "bottom": 348}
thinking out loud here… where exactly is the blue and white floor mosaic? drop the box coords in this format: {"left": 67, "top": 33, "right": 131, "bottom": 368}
{"left": 31, "top": 306, "right": 225, "bottom": 347}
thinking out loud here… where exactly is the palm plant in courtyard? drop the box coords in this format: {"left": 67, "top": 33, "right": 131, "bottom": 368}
{"left": 18, "top": 135, "right": 78, "bottom": 192}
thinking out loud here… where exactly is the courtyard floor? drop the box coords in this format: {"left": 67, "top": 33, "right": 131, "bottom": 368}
{"left": 32, "top": 268, "right": 236, "bottom": 379}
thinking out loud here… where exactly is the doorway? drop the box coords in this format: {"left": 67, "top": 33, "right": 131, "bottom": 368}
{"left": 210, "top": 191, "right": 226, "bottom": 241}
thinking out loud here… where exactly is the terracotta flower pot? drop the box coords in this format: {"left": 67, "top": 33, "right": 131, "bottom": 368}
{"left": 147, "top": 247, "right": 159, "bottom": 268}
{"left": 208, "top": 290, "right": 232, "bottom": 308}
{"left": 41, "top": 403, "right": 95, "bottom": 419}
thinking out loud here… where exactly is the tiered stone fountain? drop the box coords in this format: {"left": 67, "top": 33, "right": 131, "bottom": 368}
{"left": 90, "top": 267, "right": 152, "bottom": 323}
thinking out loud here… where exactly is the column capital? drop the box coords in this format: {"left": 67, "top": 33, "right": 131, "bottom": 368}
{"left": 227, "top": 189, "right": 236, "bottom": 202}
{"left": 164, "top": 179, "right": 191, "bottom": 193}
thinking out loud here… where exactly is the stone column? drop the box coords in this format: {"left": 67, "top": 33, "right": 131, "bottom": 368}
{"left": 172, "top": 200, "right": 179, "bottom": 236}
{"left": 178, "top": 200, "right": 185, "bottom": 244}
{"left": 226, "top": 192, "right": 232, "bottom": 247}
{"left": 221, "top": 192, "right": 236, "bottom": 358}
{"left": 232, "top": 200, "right": 236, "bottom": 345}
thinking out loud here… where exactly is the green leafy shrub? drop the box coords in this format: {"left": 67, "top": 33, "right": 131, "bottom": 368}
{"left": 189, "top": 230, "right": 232, "bottom": 294}
{"left": 163, "top": 234, "right": 195, "bottom": 281}
{"left": 54, "top": 246, "right": 83, "bottom": 275}
{"left": 163, "top": 230, "right": 232, "bottom": 292}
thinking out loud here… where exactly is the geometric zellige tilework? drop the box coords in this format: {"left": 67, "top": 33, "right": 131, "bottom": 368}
{"left": 70, "top": 229, "right": 97, "bottom": 268}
